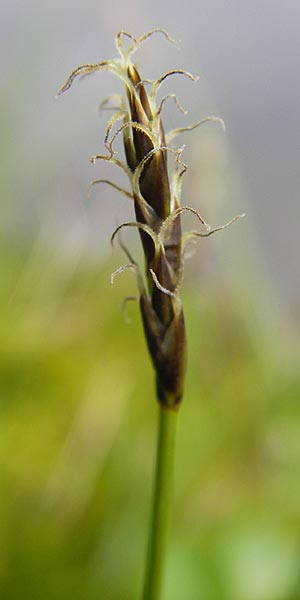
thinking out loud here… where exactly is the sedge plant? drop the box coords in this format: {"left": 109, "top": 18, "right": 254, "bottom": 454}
{"left": 58, "top": 29, "right": 243, "bottom": 600}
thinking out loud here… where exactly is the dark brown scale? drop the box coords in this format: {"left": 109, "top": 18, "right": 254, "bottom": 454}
{"left": 151, "top": 249, "right": 174, "bottom": 326}
{"left": 123, "top": 61, "right": 186, "bottom": 407}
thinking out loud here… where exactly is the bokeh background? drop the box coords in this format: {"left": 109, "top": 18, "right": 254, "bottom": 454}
{"left": 1, "top": 1, "right": 300, "bottom": 599}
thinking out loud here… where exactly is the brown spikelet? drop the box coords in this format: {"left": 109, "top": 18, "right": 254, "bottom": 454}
{"left": 58, "top": 30, "right": 244, "bottom": 408}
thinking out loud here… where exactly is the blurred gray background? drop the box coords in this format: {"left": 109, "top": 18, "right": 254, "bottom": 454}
{"left": 1, "top": 0, "right": 300, "bottom": 311}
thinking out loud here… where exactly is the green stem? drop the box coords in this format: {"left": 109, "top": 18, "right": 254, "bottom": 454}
{"left": 142, "top": 404, "right": 178, "bottom": 600}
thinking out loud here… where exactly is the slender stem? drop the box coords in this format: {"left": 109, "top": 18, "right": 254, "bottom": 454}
{"left": 142, "top": 404, "right": 178, "bottom": 600}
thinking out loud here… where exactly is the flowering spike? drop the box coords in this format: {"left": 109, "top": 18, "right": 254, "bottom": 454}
{"left": 58, "top": 31, "right": 243, "bottom": 407}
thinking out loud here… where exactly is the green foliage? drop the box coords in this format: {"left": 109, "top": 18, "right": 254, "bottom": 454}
{"left": 1, "top": 242, "right": 300, "bottom": 600}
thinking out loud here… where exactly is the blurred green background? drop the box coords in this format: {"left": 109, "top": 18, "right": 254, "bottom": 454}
{"left": 1, "top": 2, "right": 300, "bottom": 599}
{"left": 1, "top": 237, "right": 300, "bottom": 599}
